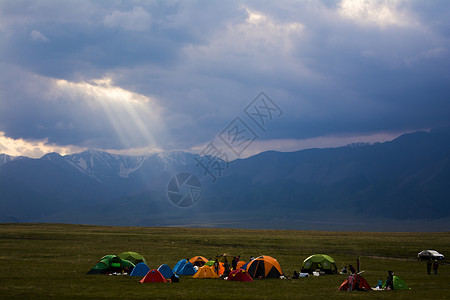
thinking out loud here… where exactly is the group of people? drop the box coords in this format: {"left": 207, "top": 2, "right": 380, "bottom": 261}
{"left": 211, "top": 255, "right": 242, "bottom": 278}
{"left": 426, "top": 260, "right": 439, "bottom": 275}
{"left": 340, "top": 258, "right": 361, "bottom": 275}
{"left": 340, "top": 259, "right": 397, "bottom": 291}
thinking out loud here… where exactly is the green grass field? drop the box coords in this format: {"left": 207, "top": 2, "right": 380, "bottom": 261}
{"left": 0, "top": 223, "right": 449, "bottom": 299}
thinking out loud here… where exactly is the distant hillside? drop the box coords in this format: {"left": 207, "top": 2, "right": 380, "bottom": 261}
{"left": 1, "top": 127, "right": 449, "bottom": 230}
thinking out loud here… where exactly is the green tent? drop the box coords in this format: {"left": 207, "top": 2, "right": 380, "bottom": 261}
{"left": 383, "top": 275, "right": 410, "bottom": 290}
{"left": 205, "top": 260, "right": 215, "bottom": 267}
{"left": 87, "top": 255, "right": 135, "bottom": 274}
{"left": 302, "top": 254, "right": 337, "bottom": 274}
{"left": 118, "top": 252, "right": 146, "bottom": 265}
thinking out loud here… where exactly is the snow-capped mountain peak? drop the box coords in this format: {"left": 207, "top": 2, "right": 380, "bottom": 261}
{"left": 64, "top": 150, "right": 149, "bottom": 179}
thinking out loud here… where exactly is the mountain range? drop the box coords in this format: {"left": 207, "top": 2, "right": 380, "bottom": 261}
{"left": 1, "top": 127, "right": 450, "bottom": 231}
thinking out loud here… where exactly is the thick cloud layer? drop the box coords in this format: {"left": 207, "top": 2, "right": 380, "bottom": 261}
{"left": 1, "top": 0, "right": 449, "bottom": 156}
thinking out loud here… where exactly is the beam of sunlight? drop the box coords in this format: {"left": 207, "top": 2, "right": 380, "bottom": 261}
{"left": 53, "top": 76, "right": 168, "bottom": 152}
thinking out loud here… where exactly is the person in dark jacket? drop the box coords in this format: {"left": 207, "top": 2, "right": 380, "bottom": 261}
{"left": 213, "top": 260, "right": 220, "bottom": 274}
{"left": 356, "top": 258, "right": 360, "bottom": 273}
{"left": 232, "top": 256, "right": 238, "bottom": 270}
{"left": 433, "top": 261, "right": 439, "bottom": 275}
{"left": 385, "top": 270, "right": 394, "bottom": 290}
{"left": 427, "top": 260, "right": 432, "bottom": 275}
{"left": 349, "top": 265, "right": 356, "bottom": 274}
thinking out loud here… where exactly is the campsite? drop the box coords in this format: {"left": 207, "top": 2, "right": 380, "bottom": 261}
{"left": 0, "top": 223, "right": 449, "bottom": 299}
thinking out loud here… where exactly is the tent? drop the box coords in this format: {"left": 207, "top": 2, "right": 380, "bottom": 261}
{"left": 240, "top": 261, "right": 250, "bottom": 270}
{"left": 157, "top": 264, "right": 175, "bottom": 279}
{"left": 338, "top": 274, "right": 371, "bottom": 291}
{"left": 245, "top": 256, "right": 284, "bottom": 279}
{"left": 118, "top": 251, "right": 146, "bottom": 265}
{"left": 237, "top": 260, "right": 246, "bottom": 270}
{"left": 173, "top": 259, "right": 188, "bottom": 274}
{"left": 177, "top": 262, "right": 196, "bottom": 276}
{"left": 302, "top": 254, "right": 337, "bottom": 274}
{"left": 382, "top": 276, "right": 410, "bottom": 290}
{"left": 204, "top": 261, "right": 225, "bottom": 275}
{"left": 227, "top": 269, "right": 253, "bottom": 282}
{"left": 193, "top": 265, "right": 220, "bottom": 279}
{"left": 214, "top": 262, "right": 225, "bottom": 275}
{"left": 140, "top": 269, "right": 167, "bottom": 283}
{"left": 87, "top": 255, "right": 135, "bottom": 274}
{"left": 130, "top": 262, "right": 150, "bottom": 277}
{"left": 215, "top": 253, "right": 234, "bottom": 264}
{"left": 189, "top": 256, "right": 208, "bottom": 267}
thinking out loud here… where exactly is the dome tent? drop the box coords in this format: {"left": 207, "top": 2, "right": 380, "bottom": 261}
{"left": 157, "top": 264, "right": 175, "bottom": 279}
{"left": 118, "top": 251, "right": 146, "bottom": 265}
{"left": 193, "top": 265, "right": 220, "bottom": 279}
{"left": 227, "top": 269, "right": 253, "bottom": 282}
{"left": 177, "top": 261, "right": 196, "bottom": 275}
{"left": 245, "top": 256, "right": 283, "bottom": 279}
{"left": 140, "top": 269, "right": 167, "bottom": 283}
{"left": 338, "top": 274, "right": 371, "bottom": 291}
{"left": 189, "top": 256, "right": 208, "bottom": 267}
{"left": 382, "top": 276, "right": 410, "bottom": 290}
{"left": 302, "top": 254, "right": 337, "bottom": 274}
{"left": 130, "top": 262, "right": 150, "bottom": 276}
{"left": 87, "top": 255, "right": 135, "bottom": 275}
{"left": 173, "top": 259, "right": 188, "bottom": 274}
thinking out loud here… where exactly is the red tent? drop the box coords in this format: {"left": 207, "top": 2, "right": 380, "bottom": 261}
{"left": 338, "top": 274, "right": 371, "bottom": 291}
{"left": 140, "top": 269, "right": 167, "bottom": 283}
{"left": 227, "top": 269, "right": 254, "bottom": 282}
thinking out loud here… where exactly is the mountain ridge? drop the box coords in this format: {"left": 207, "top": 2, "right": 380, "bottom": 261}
{"left": 1, "top": 127, "right": 450, "bottom": 230}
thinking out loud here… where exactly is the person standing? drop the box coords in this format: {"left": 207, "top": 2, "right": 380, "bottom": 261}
{"left": 385, "top": 270, "right": 394, "bottom": 290}
{"left": 213, "top": 260, "right": 219, "bottom": 274}
{"left": 348, "top": 274, "right": 355, "bottom": 292}
{"left": 356, "top": 258, "right": 360, "bottom": 273}
{"left": 349, "top": 264, "right": 356, "bottom": 274}
{"left": 427, "top": 260, "right": 432, "bottom": 275}
{"left": 232, "top": 256, "right": 238, "bottom": 270}
{"left": 433, "top": 261, "right": 439, "bottom": 275}
{"left": 224, "top": 261, "right": 231, "bottom": 276}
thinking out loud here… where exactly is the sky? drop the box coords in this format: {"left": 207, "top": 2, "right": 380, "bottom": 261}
{"left": 1, "top": 0, "right": 450, "bottom": 159}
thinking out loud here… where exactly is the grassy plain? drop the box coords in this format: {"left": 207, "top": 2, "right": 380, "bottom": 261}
{"left": 0, "top": 223, "right": 449, "bottom": 299}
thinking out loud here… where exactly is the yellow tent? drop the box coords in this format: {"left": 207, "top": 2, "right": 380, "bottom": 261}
{"left": 193, "top": 265, "right": 220, "bottom": 279}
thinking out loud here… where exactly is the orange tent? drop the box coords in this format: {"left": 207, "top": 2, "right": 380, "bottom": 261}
{"left": 245, "top": 256, "right": 283, "bottom": 279}
{"left": 236, "top": 260, "right": 246, "bottom": 270}
{"left": 209, "top": 261, "right": 225, "bottom": 275}
{"left": 193, "top": 265, "right": 220, "bottom": 279}
{"left": 189, "top": 256, "right": 208, "bottom": 267}
{"left": 140, "top": 269, "right": 167, "bottom": 283}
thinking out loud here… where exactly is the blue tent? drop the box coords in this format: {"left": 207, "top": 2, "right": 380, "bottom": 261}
{"left": 177, "top": 262, "right": 196, "bottom": 275}
{"left": 173, "top": 259, "right": 188, "bottom": 274}
{"left": 240, "top": 261, "right": 250, "bottom": 270}
{"left": 130, "top": 262, "right": 150, "bottom": 277}
{"left": 158, "top": 264, "right": 175, "bottom": 279}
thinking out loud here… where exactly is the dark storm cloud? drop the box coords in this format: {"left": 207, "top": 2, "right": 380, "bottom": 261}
{"left": 1, "top": 0, "right": 450, "bottom": 154}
